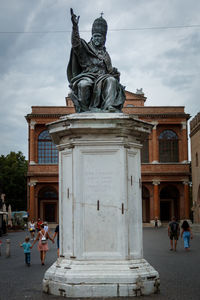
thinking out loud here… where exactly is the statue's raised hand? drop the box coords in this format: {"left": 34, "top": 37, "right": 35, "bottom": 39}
{"left": 70, "top": 8, "right": 80, "bottom": 26}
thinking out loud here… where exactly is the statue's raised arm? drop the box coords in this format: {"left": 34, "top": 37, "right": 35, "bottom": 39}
{"left": 70, "top": 8, "right": 81, "bottom": 49}
{"left": 70, "top": 8, "right": 80, "bottom": 26}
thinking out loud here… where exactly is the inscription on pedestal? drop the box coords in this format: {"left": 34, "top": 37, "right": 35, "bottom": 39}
{"left": 79, "top": 150, "right": 124, "bottom": 258}
{"left": 86, "top": 170, "right": 113, "bottom": 200}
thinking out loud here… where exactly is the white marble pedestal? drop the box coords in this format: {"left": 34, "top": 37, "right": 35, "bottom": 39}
{"left": 43, "top": 113, "right": 160, "bottom": 297}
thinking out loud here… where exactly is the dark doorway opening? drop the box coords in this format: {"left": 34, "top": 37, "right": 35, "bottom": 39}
{"left": 38, "top": 187, "right": 58, "bottom": 223}
{"left": 142, "top": 186, "right": 150, "bottom": 222}
{"left": 44, "top": 203, "right": 56, "bottom": 222}
{"left": 160, "top": 185, "right": 179, "bottom": 221}
{"left": 160, "top": 201, "right": 171, "bottom": 221}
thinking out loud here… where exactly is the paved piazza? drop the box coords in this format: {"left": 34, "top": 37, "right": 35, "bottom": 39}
{"left": 0, "top": 227, "right": 200, "bottom": 300}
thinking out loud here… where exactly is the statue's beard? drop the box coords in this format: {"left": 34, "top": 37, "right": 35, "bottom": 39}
{"left": 91, "top": 38, "right": 105, "bottom": 49}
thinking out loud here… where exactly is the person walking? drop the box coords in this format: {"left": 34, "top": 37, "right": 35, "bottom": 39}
{"left": 53, "top": 224, "right": 59, "bottom": 257}
{"left": 43, "top": 221, "right": 49, "bottom": 233}
{"left": 31, "top": 224, "right": 54, "bottom": 265}
{"left": 20, "top": 236, "right": 31, "bottom": 266}
{"left": 154, "top": 217, "right": 158, "bottom": 229}
{"left": 168, "top": 216, "right": 180, "bottom": 251}
{"left": 36, "top": 218, "right": 43, "bottom": 232}
{"left": 181, "top": 220, "right": 193, "bottom": 251}
{"left": 28, "top": 219, "right": 36, "bottom": 240}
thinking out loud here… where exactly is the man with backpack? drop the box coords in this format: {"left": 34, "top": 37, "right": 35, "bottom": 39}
{"left": 168, "top": 216, "right": 180, "bottom": 251}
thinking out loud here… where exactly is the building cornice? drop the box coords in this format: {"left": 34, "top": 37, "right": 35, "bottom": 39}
{"left": 27, "top": 172, "right": 58, "bottom": 177}
{"left": 190, "top": 122, "right": 200, "bottom": 137}
{"left": 25, "top": 113, "right": 69, "bottom": 121}
{"left": 134, "top": 113, "right": 190, "bottom": 120}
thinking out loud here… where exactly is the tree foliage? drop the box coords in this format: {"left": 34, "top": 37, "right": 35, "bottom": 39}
{"left": 0, "top": 151, "right": 28, "bottom": 210}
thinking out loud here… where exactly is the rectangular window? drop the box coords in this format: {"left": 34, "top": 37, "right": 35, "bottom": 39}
{"left": 141, "top": 139, "right": 149, "bottom": 163}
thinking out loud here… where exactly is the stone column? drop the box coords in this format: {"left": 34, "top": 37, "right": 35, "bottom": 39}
{"left": 29, "top": 182, "right": 36, "bottom": 220}
{"left": 153, "top": 180, "right": 160, "bottom": 219}
{"left": 30, "top": 121, "right": 36, "bottom": 165}
{"left": 152, "top": 122, "right": 159, "bottom": 163}
{"left": 149, "top": 191, "right": 154, "bottom": 221}
{"left": 180, "top": 122, "right": 188, "bottom": 162}
{"left": 183, "top": 181, "right": 190, "bottom": 219}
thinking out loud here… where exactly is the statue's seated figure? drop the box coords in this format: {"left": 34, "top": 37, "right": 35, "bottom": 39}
{"left": 67, "top": 9, "right": 125, "bottom": 113}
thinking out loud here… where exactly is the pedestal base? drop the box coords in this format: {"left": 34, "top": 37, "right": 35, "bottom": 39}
{"left": 43, "top": 258, "right": 160, "bottom": 298}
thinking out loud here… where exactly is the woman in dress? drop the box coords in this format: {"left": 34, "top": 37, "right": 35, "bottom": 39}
{"left": 31, "top": 224, "right": 54, "bottom": 265}
{"left": 181, "top": 220, "right": 193, "bottom": 251}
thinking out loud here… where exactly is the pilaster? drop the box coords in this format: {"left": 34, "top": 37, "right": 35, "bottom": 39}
{"left": 151, "top": 122, "right": 159, "bottom": 163}
{"left": 30, "top": 120, "right": 36, "bottom": 164}
{"left": 183, "top": 181, "right": 190, "bottom": 219}
{"left": 153, "top": 180, "right": 160, "bottom": 219}
{"left": 29, "top": 182, "right": 36, "bottom": 220}
{"left": 180, "top": 121, "right": 188, "bottom": 162}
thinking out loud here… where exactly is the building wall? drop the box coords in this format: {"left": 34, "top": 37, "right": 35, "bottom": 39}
{"left": 190, "top": 112, "right": 200, "bottom": 223}
{"left": 26, "top": 91, "right": 191, "bottom": 224}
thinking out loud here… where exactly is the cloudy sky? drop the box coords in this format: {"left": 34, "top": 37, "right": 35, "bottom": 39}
{"left": 0, "top": 0, "right": 200, "bottom": 159}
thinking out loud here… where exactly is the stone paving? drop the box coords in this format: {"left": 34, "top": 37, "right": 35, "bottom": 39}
{"left": 0, "top": 227, "right": 200, "bottom": 300}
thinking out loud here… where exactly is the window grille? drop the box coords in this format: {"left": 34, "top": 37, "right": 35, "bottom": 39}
{"left": 38, "top": 130, "right": 58, "bottom": 164}
{"left": 159, "top": 130, "right": 178, "bottom": 162}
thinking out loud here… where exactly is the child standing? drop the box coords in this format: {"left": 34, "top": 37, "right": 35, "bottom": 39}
{"left": 20, "top": 236, "right": 31, "bottom": 266}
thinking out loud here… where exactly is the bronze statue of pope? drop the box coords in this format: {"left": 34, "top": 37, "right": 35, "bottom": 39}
{"left": 67, "top": 9, "right": 125, "bottom": 113}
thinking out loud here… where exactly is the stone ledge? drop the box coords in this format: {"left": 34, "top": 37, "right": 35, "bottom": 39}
{"left": 43, "top": 258, "right": 159, "bottom": 298}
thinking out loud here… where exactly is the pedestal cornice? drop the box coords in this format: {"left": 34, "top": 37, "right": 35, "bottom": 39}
{"left": 47, "top": 113, "right": 153, "bottom": 146}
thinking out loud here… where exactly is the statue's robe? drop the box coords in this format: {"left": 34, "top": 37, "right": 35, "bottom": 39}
{"left": 67, "top": 39, "right": 125, "bottom": 112}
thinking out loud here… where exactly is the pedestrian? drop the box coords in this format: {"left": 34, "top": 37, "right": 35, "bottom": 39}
{"left": 181, "top": 220, "right": 193, "bottom": 251}
{"left": 53, "top": 224, "right": 59, "bottom": 257}
{"left": 168, "top": 216, "right": 180, "bottom": 251}
{"left": 31, "top": 224, "right": 54, "bottom": 265}
{"left": 20, "top": 236, "right": 31, "bottom": 266}
{"left": 28, "top": 219, "right": 36, "bottom": 240}
{"left": 154, "top": 217, "right": 158, "bottom": 229}
{"left": 43, "top": 221, "right": 49, "bottom": 233}
{"left": 36, "top": 218, "right": 43, "bottom": 232}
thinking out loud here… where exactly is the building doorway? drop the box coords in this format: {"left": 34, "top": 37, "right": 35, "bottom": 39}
{"left": 160, "top": 185, "right": 179, "bottom": 221}
{"left": 44, "top": 203, "right": 56, "bottom": 222}
{"left": 38, "top": 187, "right": 58, "bottom": 223}
{"left": 142, "top": 186, "right": 150, "bottom": 222}
{"left": 160, "top": 201, "right": 171, "bottom": 221}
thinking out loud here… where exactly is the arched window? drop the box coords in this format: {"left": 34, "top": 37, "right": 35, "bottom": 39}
{"left": 159, "top": 130, "right": 178, "bottom": 162}
{"left": 38, "top": 130, "right": 58, "bottom": 164}
{"left": 38, "top": 187, "right": 58, "bottom": 200}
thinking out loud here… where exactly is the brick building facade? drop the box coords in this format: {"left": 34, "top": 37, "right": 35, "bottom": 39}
{"left": 25, "top": 90, "right": 191, "bottom": 224}
{"left": 190, "top": 112, "right": 200, "bottom": 223}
